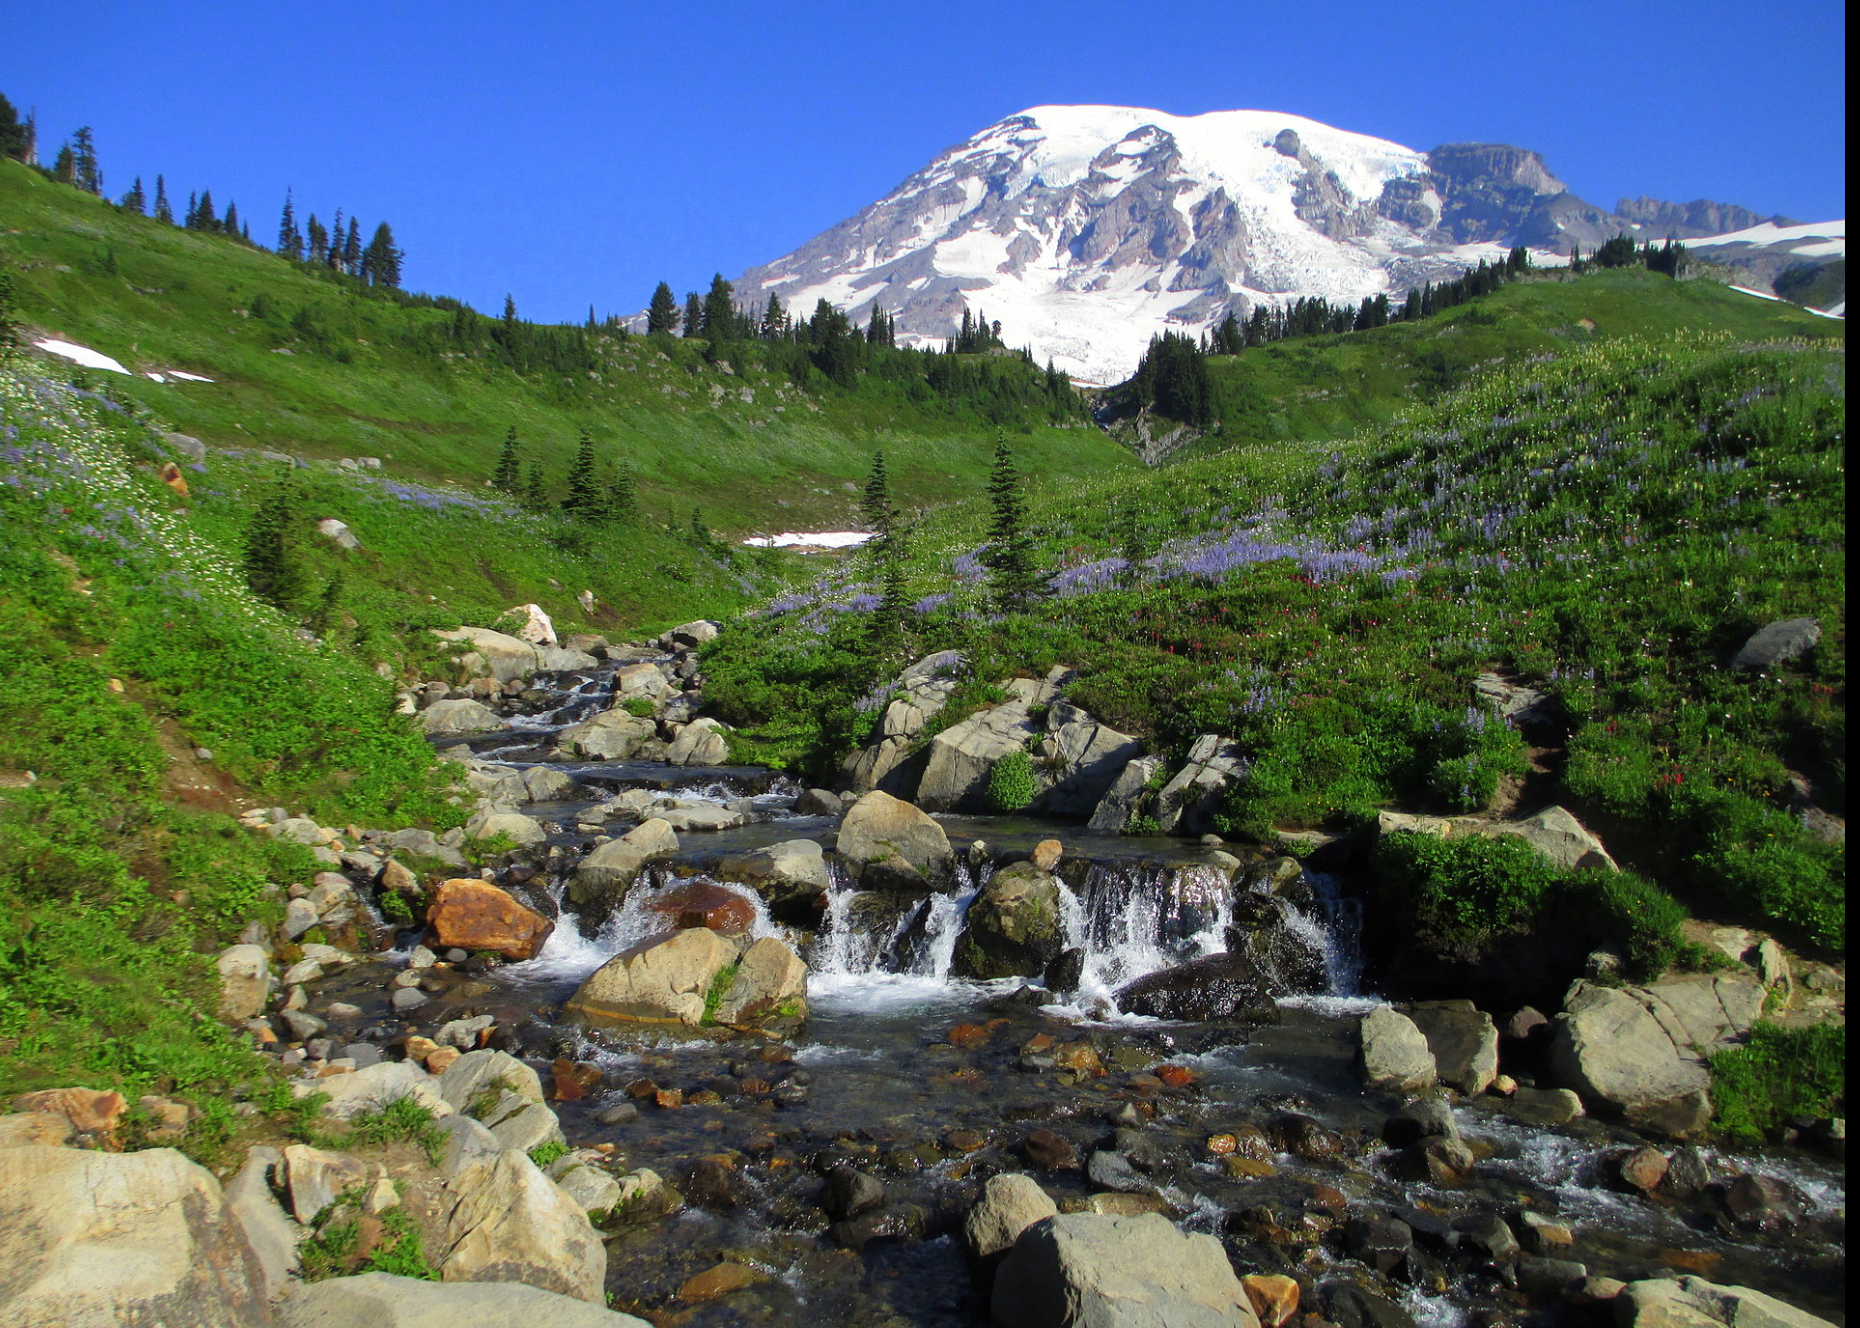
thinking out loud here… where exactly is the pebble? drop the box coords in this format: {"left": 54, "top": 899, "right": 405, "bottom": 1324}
{"left": 390, "top": 988, "right": 428, "bottom": 1012}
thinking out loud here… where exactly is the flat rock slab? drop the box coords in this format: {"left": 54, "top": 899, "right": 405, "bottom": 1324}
{"left": 280, "top": 1271, "right": 649, "bottom": 1326}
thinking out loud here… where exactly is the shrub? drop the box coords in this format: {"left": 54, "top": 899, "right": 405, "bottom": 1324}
{"left": 987, "top": 748, "right": 1037, "bottom": 812}
{"left": 1710, "top": 1023, "right": 1845, "bottom": 1145}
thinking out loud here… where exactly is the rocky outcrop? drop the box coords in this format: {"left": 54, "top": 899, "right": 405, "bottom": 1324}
{"left": 917, "top": 673, "right": 1065, "bottom": 813}
{"left": 564, "top": 927, "right": 737, "bottom": 1027}
{"left": 224, "top": 1147, "right": 299, "bottom": 1300}
{"left": 432, "top": 627, "right": 544, "bottom": 684}
{"left": 711, "top": 936, "right": 808, "bottom": 1024}
{"left": 1358, "top": 1006, "right": 1437, "bottom": 1091}
{"left": 280, "top": 1271, "right": 650, "bottom": 1327}
{"left": 569, "top": 818, "right": 677, "bottom": 906}
{"left": 1615, "top": 1277, "right": 1836, "bottom": 1328}
{"left": 664, "top": 717, "right": 729, "bottom": 766}
{"left": 954, "top": 862, "right": 1064, "bottom": 979}
{"left": 1029, "top": 701, "right": 1144, "bottom": 816}
{"left": 427, "top": 880, "right": 555, "bottom": 961}
{"left": 555, "top": 710, "right": 656, "bottom": 761}
{"left": 301, "top": 1060, "right": 456, "bottom": 1122}
{"left": 0, "top": 1145, "right": 271, "bottom": 1327}
{"left": 1087, "top": 754, "right": 1165, "bottom": 832}
{"left": 443, "top": 1151, "right": 606, "bottom": 1303}
{"left": 1549, "top": 982, "right": 1710, "bottom": 1134}
{"left": 844, "top": 652, "right": 965, "bottom": 794}
{"left": 992, "top": 1211, "right": 1260, "bottom": 1328}
{"left": 1377, "top": 804, "right": 1617, "bottom": 872}
{"left": 1410, "top": 1001, "right": 1499, "bottom": 1095}
{"left": 1155, "top": 735, "right": 1246, "bottom": 836}
{"left": 836, "top": 791, "right": 953, "bottom": 890}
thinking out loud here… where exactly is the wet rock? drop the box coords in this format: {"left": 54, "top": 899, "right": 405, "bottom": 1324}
{"left": 966, "top": 1172, "right": 1059, "bottom": 1267}
{"left": 1409, "top": 1002, "right": 1499, "bottom": 1095}
{"left": 794, "top": 787, "right": 842, "bottom": 816}
{"left": 992, "top": 1212, "right": 1259, "bottom": 1328}
{"left": 555, "top": 709, "right": 656, "bottom": 761}
{"left": 1243, "top": 1273, "right": 1301, "bottom": 1328}
{"left": 681, "top": 1156, "right": 749, "bottom": 1209}
{"left": 1452, "top": 1212, "right": 1519, "bottom": 1261}
{"left": 831, "top": 1201, "right": 928, "bottom": 1250}
{"left": 1660, "top": 1145, "right": 1711, "bottom": 1198}
{"left": 678, "top": 1261, "right": 761, "bottom": 1302}
{"left": 1024, "top": 1128, "right": 1078, "bottom": 1171}
{"left": 422, "top": 698, "right": 503, "bottom": 735}
{"left": 1323, "top": 1281, "right": 1416, "bottom": 1328}
{"left": 1504, "top": 1086, "right": 1585, "bottom": 1126}
{"left": 279, "top": 1270, "right": 648, "bottom": 1325}
{"left": 427, "top": 879, "right": 555, "bottom": 960}
{"left": 1115, "top": 952, "right": 1274, "bottom": 1021}
{"left": 1611, "top": 1145, "right": 1669, "bottom": 1194}
{"left": 1086, "top": 1149, "right": 1156, "bottom": 1195}
{"left": 821, "top": 1165, "right": 885, "bottom": 1220}
{"left": 1346, "top": 1216, "right": 1414, "bottom": 1274}
{"left": 1358, "top": 1007, "right": 1437, "bottom": 1092}
{"left": 569, "top": 818, "right": 678, "bottom": 905}
{"left": 954, "top": 861, "right": 1064, "bottom": 979}
{"left": 1514, "top": 1210, "right": 1573, "bottom": 1253}
{"left": 836, "top": 790, "right": 954, "bottom": 890}
{"left": 1112, "top": 1128, "right": 1175, "bottom": 1175}
{"left": 1382, "top": 1097, "right": 1458, "bottom": 1148}
{"left": 1722, "top": 1173, "right": 1805, "bottom": 1229}
{"left": 648, "top": 880, "right": 757, "bottom": 935}
{"left": 1549, "top": 982, "right": 1712, "bottom": 1133}
{"left": 1043, "top": 947, "right": 1086, "bottom": 996}
{"left": 712, "top": 936, "right": 809, "bottom": 1025}
{"left": 1269, "top": 1112, "right": 1342, "bottom": 1159}
{"left": 444, "top": 1150, "right": 605, "bottom": 1302}
{"left": 594, "top": 1100, "right": 638, "bottom": 1126}
{"left": 566, "top": 927, "right": 736, "bottom": 1028}
{"left": 713, "top": 838, "right": 832, "bottom": 910}
{"left": 1517, "top": 1257, "right": 1588, "bottom": 1296}
{"left": 0, "top": 1144, "right": 270, "bottom": 1325}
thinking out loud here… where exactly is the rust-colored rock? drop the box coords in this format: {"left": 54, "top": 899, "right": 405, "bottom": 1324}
{"left": 649, "top": 881, "right": 757, "bottom": 935}
{"left": 945, "top": 1128, "right": 987, "bottom": 1153}
{"left": 1030, "top": 839, "right": 1064, "bottom": 872}
{"left": 14, "top": 1087, "right": 127, "bottom": 1135}
{"left": 1224, "top": 1156, "right": 1276, "bottom": 1178}
{"left": 654, "top": 1088, "right": 685, "bottom": 1110}
{"left": 1051, "top": 1041, "right": 1103, "bottom": 1076}
{"left": 425, "top": 1046, "right": 460, "bottom": 1073}
{"left": 949, "top": 1022, "right": 992, "bottom": 1047}
{"left": 1154, "top": 1063, "right": 1195, "bottom": 1088}
{"left": 551, "top": 1058, "right": 604, "bottom": 1101}
{"left": 1128, "top": 1073, "right": 1164, "bottom": 1096}
{"left": 680, "top": 1261, "right": 762, "bottom": 1301}
{"left": 1207, "top": 1133, "right": 1238, "bottom": 1156}
{"left": 426, "top": 878, "right": 555, "bottom": 960}
{"left": 1616, "top": 1145, "right": 1670, "bottom": 1194}
{"left": 405, "top": 1035, "right": 440, "bottom": 1061}
{"left": 1023, "top": 1128, "right": 1077, "bottom": 1171}
{"left": 1244, "top": 1273, "right": 1302, "bottom": 1328}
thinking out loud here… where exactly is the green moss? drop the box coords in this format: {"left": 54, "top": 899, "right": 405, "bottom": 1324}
{"left": 700, "top": 961, "right": 741, "bottom": 1026}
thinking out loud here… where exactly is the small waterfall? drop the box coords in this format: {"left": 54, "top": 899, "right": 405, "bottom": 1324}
{"left": 1060, "top": 862, "right": 1234, "bottom": 1003}
{"left": 806, "top": 859, "right": 987, "bottom": 982}
{"left": 1283, "top": 869, "right": 1363, "bottom": 997}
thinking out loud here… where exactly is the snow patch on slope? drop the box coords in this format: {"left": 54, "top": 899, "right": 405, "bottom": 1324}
{"left": 33, "top": 339, "right": 131, "bottom": 375}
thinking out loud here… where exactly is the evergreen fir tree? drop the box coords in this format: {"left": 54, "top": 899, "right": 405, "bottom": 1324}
{"left": 682, "top": 292, "right": 703, "bottom": 338}
{"left": 328, "top": 209, "right": 344, "bottom": 267}
{"left": 194, "top": 188, "right": 216, "bottom": 231}
{"left": 983, "top": 433, "right": 1037, "bottom": 610}
{"left": 522, "top": 462, "right": 548, "bottom": 509}
{"left": 760, "top": 292, "right": 786, "bottom": 340}
{"left": 71, "top": 126, "right": 101, "bottom": 194}
{"left": 702, "top": 274, "right": 737, "bottom": 341}
{"left": 606, "top": 464, "right": 638, "bottom": 524}
{"left": 492, "top": 426, "right": 522, "bottom": 491}
{"left": 306, "top": 214, "right": 328, "bottom": 265}
{"left": 561, "top": 430, "right": 600, "bottom": 518}
{"left": 51, "top": 143, "right": 75, "bottom": 185}
{"left": 306, "top": 568, "right": 345, "bottom": 637}
{"left": 242, "top": 469, "right": 307, "bottom": 609}
{"left": 120, "top": 176, "right": 146, "bottom": 213}
{"left": 859, "top": 450, "right": 897, "bottom": 548}
{"left": 153, "top": 175, "right": 172, "bottom": 224}
{"left": 343, "top": 217, "right": 362, "bottom": 271}
{"left": 867, "top": 520, "right": 912, "bottom": 657}
{"left": 362, "top": 221, "right": 401, "bottom": 286}
{"left": 0, "top": 93, "right": 26, "bottom": 163}
{"left": 278, "top": 191, "right": 303, "bottom": 260}
{"left": 646, "top": 282, "right": 680, "bottom": 335}
{"left": 502, "top": 293, "right": 517, "bottom": 323}
{"left": 0, "top": 265, "right": 21, "bottom": 355}
{"left": 223, "top": 198, "right": 239, "bottom": 236}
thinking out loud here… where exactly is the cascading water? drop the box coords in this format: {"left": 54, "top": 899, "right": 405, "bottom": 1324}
{"left": 1057, "top": 862, "right": 1235, "bottom": 1006}
{"left": 808, "top": 859, "right": 989, "bottom": 982}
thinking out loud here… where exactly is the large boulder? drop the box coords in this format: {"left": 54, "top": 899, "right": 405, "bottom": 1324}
{"left": 1155, "top": 736, "right": 1247, "bottom": 836}
{"left": 663, "top": 619, "right": 720, "bottom": 648}
{"left": 714, "top": 838, "right": 832, "bottom": 910}
{"left": 555, "top": 710, "right": 656, "bottom": 761}
{"left": 954, "top": 862, "right": 1065, "bottom": 979}
{"left": 836, "top": 791, "right": 953, "bottom": 890}
{"left": 1616, "top": 1277, "right": 1836, "bottom": 1328}
{"left": 422, "top": 698, "right": 504, "bottom": 735}
{"left": 216, "top": 943, "right": 270, "bottom": 1021}
{"left": 1549, "top": 982, "right": 1711, "bottom": 1134}
{"left": 917, "top": 674, "right": 1063, "bottom": 813}
{"left": 462, "top": 808, "right": 548, "bottom": 847}
{"left": 569, "top": 818, "right": 677, "bottom": 906}
{"left": 0, "top": 1145, "right": 270, "bottom": 1326}
{"left": 1116, "top": 952, "right": 1275, "bottom": 1021}
{"left": 844, "top": 652, "right": 965, "bottom": 795}
{"left": 1481, "top": 806, "right": 1617, "bottom": 872}
{"left": 1358, "top": 1007, "right": 1437, "bottom": 1091}
{"left": 280, "top": 1271, "right": 650, "bottom": 1327}
{"left": 1087, "top": 755, "right": 1166, "bottom": 833}
{"left": 1409, "top": 1002, "right": 1499, "bottom": 1095}
{"left": 223, "top": 1147, "right": 299, "bottom": 1301}
{"left": 966, "top": 1173, "right": 1059, "bottom": 1281}
{"left": 992, "top": 1212, "right": 1260, "bottom": 1328}
{"left": 611, "top": 662, "right": 671, "bottom": 701}
{"left": 294, "top": 1061, "right": 455, "bottom": 1121}
{"left": 427, "top": 879, "right": 555, "bottom": 961}
{"left": 564, "top": 928, "right": 737, "bottom": 1027}
{"left": 664, "top": 718, "right": 730, "bottom": 766}
{"left": 436, "top": 1050, "right": 545, "bottom": 1116}
{"left": 504, "top": 603, "right": 557, "bottom": 648}
{"left": 433, "top": 627, "right": 543, "bottom": 683}
{"left": 1031, "top": 702, "right": 1144, "bottom": 816}
{"left": 712, "top": 936, "right": 808, "bottom": 1024}
{"left": 1730, "top": 618, "right": 1820, "bottom": 673}
{"left": 443, "top": 1151, "right": 606, "bottom": 1303}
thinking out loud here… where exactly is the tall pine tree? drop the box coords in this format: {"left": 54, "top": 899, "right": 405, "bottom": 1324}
{"left": 983, "top": 433, "right": 1037, "bottom": 610}
{"left": 561, "top": 430, "right": 601, "bottom": 519}
{"left": 153, "top": 175, "right": 172, "bottom": 223}
{"left": 492, "top": 426, "right": 522, "bottom": 491}
{"left": 71, "top": 126, "right": 101, "bottom": 194}
{"left": 860, "top": 450, "right": 897, "bottom": 548}
{"left": 682, "top": 292, "right": 703, "bottom": 338}
{"left": 278, "top": 190, "right": 303, "bottom": 260}
{"left": 242, "top": 469, "right": 307, "bottom": 609}
{"left": 646, "top": 281, "right": 680, "bottom": 335}
{"left": 120, "top": 176, "right": 146, "bottom": 213}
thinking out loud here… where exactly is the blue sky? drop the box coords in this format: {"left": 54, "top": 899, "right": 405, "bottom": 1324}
{"left": 2, "top": 1, "right": 1845, "bottom": 323}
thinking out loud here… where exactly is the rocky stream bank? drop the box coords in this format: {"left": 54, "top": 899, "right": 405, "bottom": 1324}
{"left": 0, "top": 615, "right": 1844, "bottom": 1327}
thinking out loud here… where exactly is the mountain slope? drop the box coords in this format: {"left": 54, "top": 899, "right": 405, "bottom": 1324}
{"left": 736, "top": 104, "right": 1840, "bottom": 382}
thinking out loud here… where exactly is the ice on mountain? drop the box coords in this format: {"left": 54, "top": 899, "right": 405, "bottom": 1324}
{"left": 33, "top": 339, "right": 131, "bottom": 375}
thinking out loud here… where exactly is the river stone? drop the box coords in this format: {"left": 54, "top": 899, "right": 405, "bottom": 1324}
{"left": 422, "top": 698, "right": 504, "bottom": 735}
{"left": 1730, "top": 618, "right": 1821, "bottom": 673}
{"left": 296, "top": 1060, "right": 455, "bottom": 1121}
{"left": 836, "top": 790, "right": 953, "bottom": 890}
{"left": 280, "top": 1270, "right": 649, "bottom": 1326}
{"left": 1087, "top": 754, "right": 1166, "bottom": 833}
{"left": 654, "top": 802, "right": 747, "bottom": 832}
{"left": 665, "top": 717, "right": 730, "bottom": 766}
{"left": 564, "top": 927, "right": 737, "bottom": 1027}
{"left": 712, "top": 936, "right": 808, "bottom": 1024}
{"left": 464, "top": 808, "right": 548, "bottom": 847}
{"left": 443, "top": 1150, "right": 606, "bottom": 1302}
{"left": 281, "top": 1143, "right": 373, "bottom": 1224}
{"left": 1409, "top": 1003, "right": 1499, "bottom": 1095}
{"left": 224, "top": 1146, "right": 298, "bottom": 1301}
{"left": 433, "top": 626, "right": 543, "bottom": 683}
{"left": 1116, "top": 952, "right": 1275, "bottom": 1021}
{"left": 916, "top": 675, "right": 1056, "bottom": 813}
{"left": 665, "top": 619, "right": 720, "bottom": 647}
{"left": 570, "top": 817, "right": 678, "bottom": 904}
{"left": 427, "top": 879, "right": 555, "bottom": 960}
{"left": 1549, "top": 981, "right": 1711, "bottom": 1133}
{"left": 954, "top": 862, "right": 1064, "bottom": 979}
{"left": 550, "top": 1161, "right": 624, "bottom": 1217}
{"left": 714, "top": 838, "right": 832, "bottom": 906}
{"left": 1154, "top": 735, "right": 1247, "bottom": 836}
{"left": 1031, "top": 702, "right": 1144, "bottom": 816}
{"left": 216, "top": 943, "right": 271, "bottom": 1021}
{"left": 520, "top": 766, "right": 579, "bottom": 802}
{"left": 992, "top": 1212, "right": 1260, "bottom": 1328}
{"left": 966, "top": 1173, "right": 1060, "bottom": 1265}
{"left": 0, "top": 1144, "right": 270, "bottom": 1326}
{"left": 1618, "top": 1276, "right": 1837, "bottom": 1328}
{"left": 1358, "top": 1006, "right": 1438, "bottom": 1091}
{"left": 556, "top": 709, "right": 656, "bottom": 760}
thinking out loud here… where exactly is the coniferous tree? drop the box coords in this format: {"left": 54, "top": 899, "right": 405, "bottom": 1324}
{"left": 682, "top": 292, "right": 703, "bottom": 338}
{"left": 306, "top": 214, "right": 328, "bottom": 265}
{"left": 327, "top": 209, "right": 344, "bottom": 267}
{"left": 362, "top": 221, "right": 401, "bottom": 286}
{"left": 0, "top": 265, "right": 21, "bottom": 355}
{"left": 522, "top": 462, "right": 549, "bottom": 509}
{"left": 120, "top": 176, "right": 146, "bottom": 213}
{"left": 71, "top": 126, "right": 100, "bottom": 194}
{"left": 702, "top": 274, "right": 737, "bottom": 341}
{"left": 759, "top": 292, "right": 786, "bottom": 340}
{"left": 278, "top": 190, "right": 303, "bottom": 259}
{"left": 867, "top": 518, "right": 912, "bottom": 656}
{"left": 646, "top": 282, "right": 680, "bottom": 335}
{"left": 605, "top": 464, "right": 638, "bottom": 524}
{"left": 983, "top": 433, "right": 1037, "bottom": 610}
{"left": 51, "top": 142, "right": 75, "bottom": 185}
{"left": 223, "top": 198, "right": 239, "bottom": 236}
{"left": 561, "top": 430, "right": 600, "bottom": 518}
{"left": 502, "top": 293, "right": 517, "bottom": 324}
{"left": 860, "top": 450, "right": 897, "bottom": 548}
{"left": 305, "top": 568, "right": 345, "bottom": 638}
{"left": 194, "top": 188, "right": 216, "bottom": 231}
{"left": 492, "top": 426, "right": 522, "bottom": 491}
{"left": 153, "top": 175, "right": 173, "bottom": 224}
{"left": 343, "top": 217, "right": 362, "bottom": 271}
{"left": 0, "top": 94, "right": 26, "bottom": 162}
{"left": 242, "top": 469, "right": 307, "bottom": 609}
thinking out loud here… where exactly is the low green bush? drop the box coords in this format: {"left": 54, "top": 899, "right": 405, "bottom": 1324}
{"left": 1709, "top": 1023, "right": 1845, "bottom": 1145}
{"left": 987, "top": 748, "right": 1037, "bottom": 812}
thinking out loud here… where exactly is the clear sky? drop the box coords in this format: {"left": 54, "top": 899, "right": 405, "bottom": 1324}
{"left": 2, "top": 0, "right": 1845, "bottom": 324}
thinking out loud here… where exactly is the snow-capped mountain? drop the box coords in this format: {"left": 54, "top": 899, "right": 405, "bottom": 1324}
{"left": 734, "top": 105, "right": 1832, "bottom": 383}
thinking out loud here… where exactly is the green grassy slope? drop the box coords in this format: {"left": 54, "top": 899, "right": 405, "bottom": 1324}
{"left": 1162, "top": 269, "right": 1844, "bottom": 454}
{"left": 0, "top": 160, "right": 1133, "bottom": 531}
